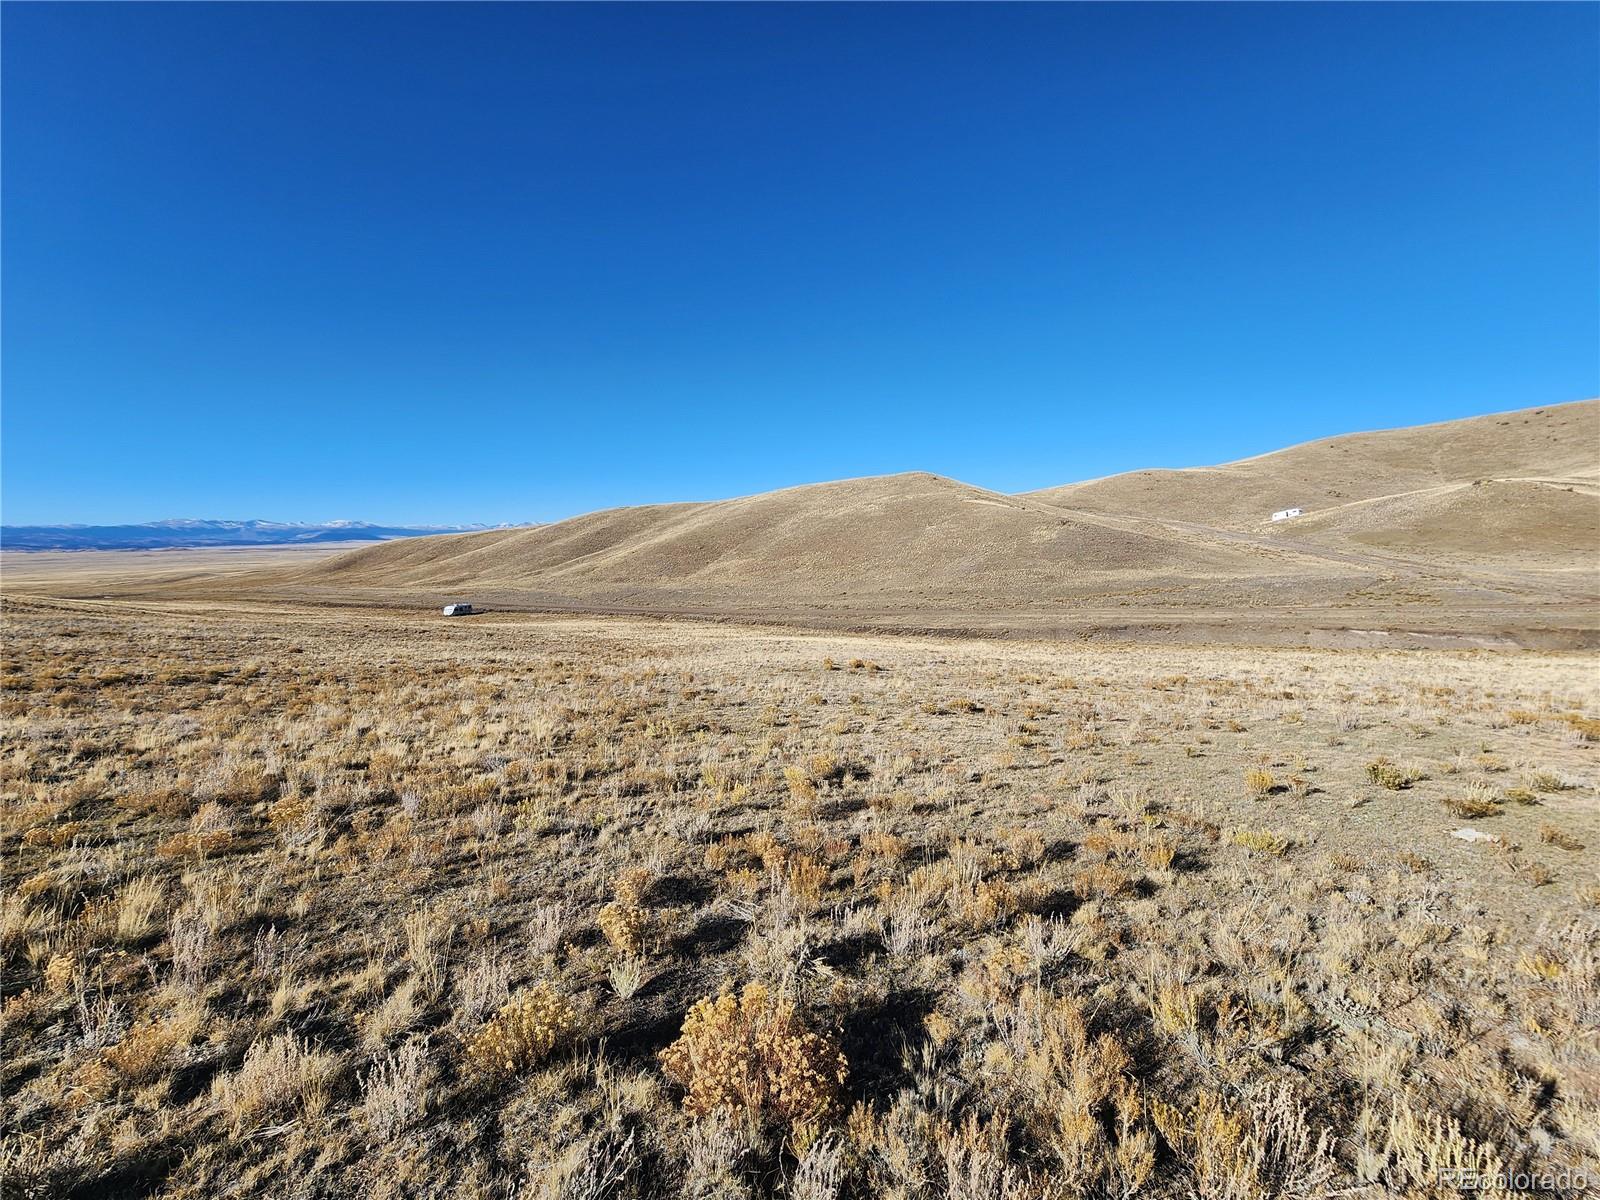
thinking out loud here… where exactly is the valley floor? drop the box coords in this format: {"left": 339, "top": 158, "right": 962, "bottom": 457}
{"left": 2, "top": 595, "right": 1597, "bottom": 1198}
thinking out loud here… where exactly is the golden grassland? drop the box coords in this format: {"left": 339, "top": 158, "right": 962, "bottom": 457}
{"left": 1, "top": 596, "right": 1596, "bottom": 1198}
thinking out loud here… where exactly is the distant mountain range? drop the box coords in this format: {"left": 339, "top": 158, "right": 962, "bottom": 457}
{"left": 0, "top": 519, "right": 520, "bottom": 551}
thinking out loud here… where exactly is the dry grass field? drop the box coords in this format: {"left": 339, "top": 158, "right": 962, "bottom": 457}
{"left": 3, "top": 590, "right": 1596, "bottom": 1199}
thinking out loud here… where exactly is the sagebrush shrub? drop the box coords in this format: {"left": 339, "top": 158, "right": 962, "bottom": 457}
{"left": 362, "top": 1037, "right": 431, "bottom": 1140}
{"left": 660, "top": 983, "right": 847, "bottom": 1128}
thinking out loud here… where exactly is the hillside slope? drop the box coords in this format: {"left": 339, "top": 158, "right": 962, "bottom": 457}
{"left": 1027, "top": 400, "right": 1599, "bottom": 545}
{"left": 301, "top": 472, "right": 1274, "bottom": 601}
{"left": 1279, "top": 477, "right": 1599, "bottom": 567}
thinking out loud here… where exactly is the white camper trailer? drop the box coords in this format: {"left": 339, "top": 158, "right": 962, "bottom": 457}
{"left": 441, "top": 603, "right": 475, "bottom": 617}
{"left": 1270, "top": 508, "right": 1304, "bottom": 522}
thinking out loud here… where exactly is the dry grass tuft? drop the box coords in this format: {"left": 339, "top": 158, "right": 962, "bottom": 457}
{"left": 1366, "top": 757, "right": 1423, "bottom": 790}
{"left": 1231, "top": 828, "right": 1292, "bottom": 857}
{"left": 1244, "top": 767, "right": 1276, "bottom": 798}
{"left": 212, "top": 1034, "right": 339, "bottom": 1134}
{"left": 1443, "top": 782, "right": 1501, "bottom": 818}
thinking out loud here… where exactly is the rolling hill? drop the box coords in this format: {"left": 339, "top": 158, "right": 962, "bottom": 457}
{"left": 153, "top": 398, "right": 1598, "bottom": 645}
{"left": 1027, "top": 401, "right": 1596, "bottom": 528}
{"left": 296, "top": 472, "right": 1275, "bottom": 600}
{"left": 1280, "top": 476, "right": 1599, "bottom": 568}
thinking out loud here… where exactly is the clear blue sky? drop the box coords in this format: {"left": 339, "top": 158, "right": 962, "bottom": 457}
{"left": 3, "top": 3, "right": 1596, "bottom": 525}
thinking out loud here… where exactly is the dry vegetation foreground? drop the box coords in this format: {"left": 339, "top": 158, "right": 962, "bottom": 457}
{"left": 2, "top": 597, "right": 1597, "bottom": 1199}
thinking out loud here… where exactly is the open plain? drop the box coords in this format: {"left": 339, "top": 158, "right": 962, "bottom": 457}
{"left": 2, "top": 577, "right": 1597, "bottom": 1198}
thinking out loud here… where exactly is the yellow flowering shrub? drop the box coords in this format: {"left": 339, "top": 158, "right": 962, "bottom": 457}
{"left": 614, "top": 868, "right": 652, "bottom": 908}
{"left": 598, "top": 901, "right": 649, "bottom": 956}
{"left": 660, "top": 983, "right": 847, "bottom": 1127}
{"left": 464, "top": 983, "right": 577, "bottom": 1077}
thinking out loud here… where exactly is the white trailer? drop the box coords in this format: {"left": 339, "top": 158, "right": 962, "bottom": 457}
{"left": 1270, "top": 508, "right": 1304, "bottom": 522}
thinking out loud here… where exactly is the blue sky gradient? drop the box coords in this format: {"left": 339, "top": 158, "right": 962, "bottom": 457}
{"left": 3, "top": 3, "right": 1596, "bottom": 525}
